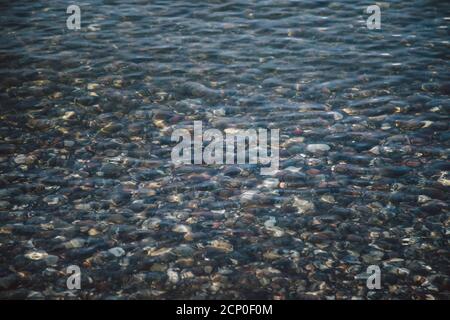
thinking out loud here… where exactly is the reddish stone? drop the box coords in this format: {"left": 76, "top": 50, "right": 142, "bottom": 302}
{"left": 306, "top": 169, "right": 321, "bottom": 175}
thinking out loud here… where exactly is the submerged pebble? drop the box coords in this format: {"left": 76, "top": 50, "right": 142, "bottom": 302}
{"left": 108, "top": 247, "right": 126, "bottom": 258}
{"left": 306, "top": 144, "right": 331, "bottom": 153}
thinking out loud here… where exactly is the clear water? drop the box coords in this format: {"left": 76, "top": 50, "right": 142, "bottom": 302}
{"left": 0, "top": 0, "right": 449, "bottom": 299}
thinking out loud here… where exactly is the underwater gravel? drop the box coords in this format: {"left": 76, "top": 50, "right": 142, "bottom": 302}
{"left": 0, "top": 0, "right": 449, "bottom": 299}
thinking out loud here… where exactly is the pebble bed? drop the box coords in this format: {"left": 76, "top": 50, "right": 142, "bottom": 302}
{"left": 0, "top": 0, "right": 449, "bottom": 299}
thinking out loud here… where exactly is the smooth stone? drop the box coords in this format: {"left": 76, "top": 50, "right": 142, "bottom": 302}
{"left": 0, "top": 144, "right": 16, "bottom": 155}
{"left": 135, "top": 169, "right": 164, "bottom": 180}
{"left": 172, "top": 224, "right": 191, "bottom": 234}
{"left": 264, "top": 216, "right": 276, "bottom": 228}
{"left": 62, "top": 111, "right": 76, "bottom": 120}
{"left": 43, "top": 195, "right": 63, "bottom": 205}
{"left": 64, "top": 238, "right": 85, "bottom": 249}
{"left": 362, "top": 251, "right": 385, "bottom": 264}
{"left": 99, "top": 163, "right": 123, "bottom": 178}
{"left": 262, "top": 178, "right": 279, "bottom": 189}
{"left": 25, "top": 251, "right": 48, "bottom": 260}
{"left": 108, "top": 247, "right": 126, "bottom": 257}
{"left": 14, "top": 154, "right": 35, "bottom": 165}
{"left": 44, "top": 255, "right": 59, "bottom": 266}
{"left": 418, "top": 195, "right": 432, "bottom": 204}
{"left": 148, "top": 247, "right": 172, "bottom": 257}
{"left": 0, "top": 274, "right": 19, "bottom": 290}
{"left": 306, "top": 144, "right": 331, "bottom": 153}
{"left": 167, "top": 268, "right": 179, "bottom": 284}
{"left": 64, "top": 140, "right": 75, "bottom": 147}
{"left": 292, "top": 197, "right": 315, "bottom": 214}
{"left": 438, "top": 174, "right": 450, "bottom": 187}
{"left": 173, "top": 245, "right": 195, "bottom": 257}
{"left": 111, "top": 192, "right": 131, "bottom": 206}
{"left": 0, "top": 201, "right": 11, "bottom": 209}
{"left": 209, "top": 240, "right": 233, "bottom": 253}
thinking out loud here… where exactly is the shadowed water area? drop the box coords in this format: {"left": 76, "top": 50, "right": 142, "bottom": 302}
{"left": 0, "top": 0, "right": 449, "bottom": 299}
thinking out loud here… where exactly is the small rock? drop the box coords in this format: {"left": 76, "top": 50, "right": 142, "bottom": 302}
{"left": 0, "top": 144, "right": 16, "bottom": 155}
{"left": 88, "top": 228, "right": 100, "bottom": 236}
{"left": 306, "top": 144, "right": 330, "bottom": 153}
{"left": 210, "top": 240, "right": 233, "bottom": 253}
{"left": 0, "top": 201, "right": 11, "bottom": 210}
{"left": 99, "top": 163, "right": 123, "bottom": 178}
{"left": 266, "top": 226, "right": 285, "bottom": 237}
{"left": 167, "top": 268, "right": 179, "bottom": 284}
{"left": 293, "top": 197, "right": 315, "bottom": 214}
{"left": 148, "top": 247, "right": 172, "bottom": 257}
{"left": 369, "top": 146, "right": 380, "bottom": 155}
{"left": 75, "top": 203, "right": 91, "bottom": 210}
{"left": 108, "top": 247, "right": 126, "bottom": 257}
{"left": 100, "top": 122, "right": 123, "bottom": 134}
{"left": 167, "top": 194, "right": 183, "bottom": 203}
{"left": 438, "top": 173, "right": 450, "bottom": 187}
{"left": 172, "top": 224, "right": 191, "bottom": 234}
{"left": 362, "top": 251, "right": 385, "bottom": 264}
{"left": 64, "top": 238, "right": 85, "bottom": 249}
{"left": 418, "top": 195, "right": 431, "bottom": 204}
{"left": 25, "top": 251, "right": 48, "bottom": 260}
{"left": 62, "top": 111, "right": 76, "bottom": 120}
{"left": 0, "top": 274, "right": 19, "bottom": 290}
{"left": 111, "top": 192, "right": 131, "bottom": 206}
{"left": 44, "top": 255, "right": 59, "bottom": 266}
{"left": 64, "top": 140, "right": 75, "bottom": 147}
{"left": 87, "top": 83, "right": 99, "bottom": 90}
{"left": 320, "top": 195, "right": 335, "bottom": 204}
{"left": 264, "top": 217, "right": 276, "bottom": 228}
{"left": 14, "top": 154, "right": 35, "bottom": 165}
{"left": 27, "top": 291, "right": 45, "bottom": 299}
{"left": 262, "top": 178, "right": 279, "bottom": 189}
{"left": 43, "top": 195, "right": 63, "bottom": 206}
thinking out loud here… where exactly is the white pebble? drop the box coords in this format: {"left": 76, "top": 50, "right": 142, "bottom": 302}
{"left": 306, "top": 144, "right": 330, "bottom": 153}
{"left": 108, "top": 247, "right": 126, "bottom": 257}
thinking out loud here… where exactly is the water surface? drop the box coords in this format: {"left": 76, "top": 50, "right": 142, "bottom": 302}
{"left": 0, "top": 0, "right": 449, "bottom": 299}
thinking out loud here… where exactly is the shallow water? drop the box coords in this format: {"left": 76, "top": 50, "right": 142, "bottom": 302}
{"left": 0, "top": 0, "right": 449, "bottom": 299}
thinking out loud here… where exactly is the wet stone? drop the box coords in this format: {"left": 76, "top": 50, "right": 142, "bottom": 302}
{"left": 306, "top": 144, "right": 331, "bottom": 153}
{"left": 0, "top": 274, "right": 19, "bottom": 290}
{"left": 14, "top": 154, "right": 36, "bottom": 165}
{"left": 108, "top": 247, "right": 126, "bottom": 258}
{"left": 99, "top": 163, "right": 123, "bottom": 178}
{"left": 0, "top": 144, "right": 16, "bottom": 155}
{"left": 25, "top": 251, "right": 48, "bottom": 261}
{"left": 111, "top": 192, "right": 131, "bottom": 206}
{"left": 209, "top": 240, "right": 233, "bottom": 253}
